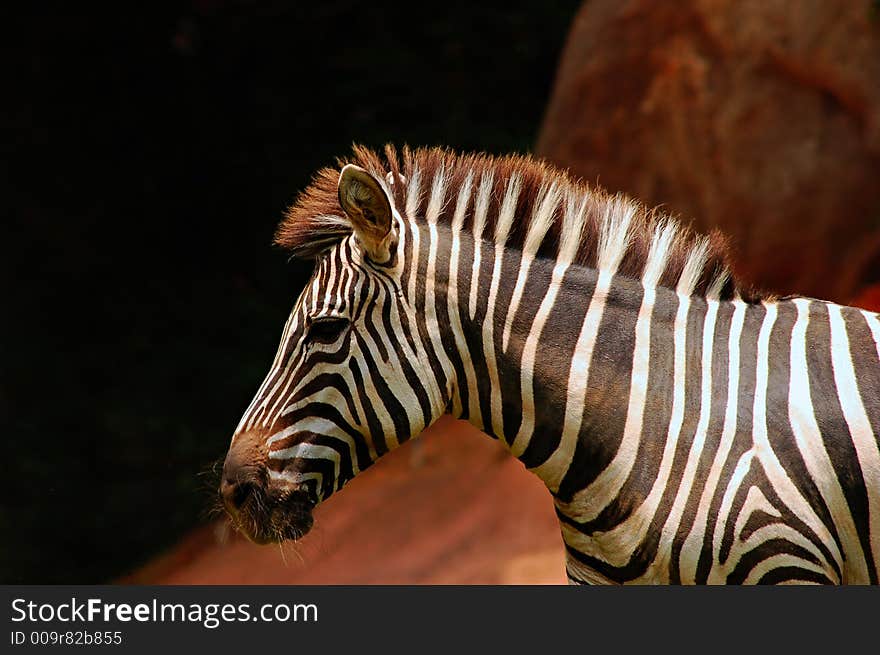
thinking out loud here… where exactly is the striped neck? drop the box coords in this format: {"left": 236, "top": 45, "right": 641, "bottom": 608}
{"left": 396, "top": 215, "right": 653, "bottom": 480}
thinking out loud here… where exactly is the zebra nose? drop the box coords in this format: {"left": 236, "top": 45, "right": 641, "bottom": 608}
{"left": 220, "top": 428, "right": 268, "bottom": 512}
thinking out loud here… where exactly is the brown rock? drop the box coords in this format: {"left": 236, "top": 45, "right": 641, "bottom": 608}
{"left": 537, "top": 0, "right": 880, "bottom": 303}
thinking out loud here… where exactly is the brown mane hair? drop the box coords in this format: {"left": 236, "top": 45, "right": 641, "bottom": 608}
{"left": 275, "top": 144, "right": 765, "bottom": 302}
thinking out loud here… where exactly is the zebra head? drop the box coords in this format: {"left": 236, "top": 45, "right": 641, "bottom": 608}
{"left": 220, "top": 164, "right": 444, "bottom": 544}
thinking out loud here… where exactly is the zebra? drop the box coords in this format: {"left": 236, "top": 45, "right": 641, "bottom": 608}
{"left": 220, "top": 145, "right": 880, "bottom": 584}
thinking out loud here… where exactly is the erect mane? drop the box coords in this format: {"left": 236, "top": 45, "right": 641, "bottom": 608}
{"left": 276, "top": 144, "right": 765, "bottom": 302}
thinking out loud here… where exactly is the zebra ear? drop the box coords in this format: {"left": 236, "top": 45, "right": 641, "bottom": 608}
{"left": 338, "top": 164, "right": 393, "bottom": 263}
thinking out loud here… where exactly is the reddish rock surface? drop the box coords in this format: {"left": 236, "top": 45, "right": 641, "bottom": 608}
{"left": 124, "top": 417, "right": 566, "bottom": 585}
{"left": 537, "top": 0, "right": 880, "bottom": 303}
{"left": 851, "top": 282, "right": 880, "bottom": 312}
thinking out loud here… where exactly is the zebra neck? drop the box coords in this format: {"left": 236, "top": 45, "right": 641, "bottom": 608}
{"left": 472, "top": 255, "right": 665, "bottom": 494}
{"left": 406, "top": 219, "right": 656, "bottom": 489}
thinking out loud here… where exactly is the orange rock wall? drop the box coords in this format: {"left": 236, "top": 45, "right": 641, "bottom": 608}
{"left": 537, "top": 0, "right": 880, "bottom": 303}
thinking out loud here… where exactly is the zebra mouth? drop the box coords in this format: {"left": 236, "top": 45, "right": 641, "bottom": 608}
{"left": 226, "top": 486, "right": 316, "bottom": 545}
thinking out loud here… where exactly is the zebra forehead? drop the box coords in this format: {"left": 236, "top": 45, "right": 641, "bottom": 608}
{"left": 274, "top": 144, "right": 765, "bottom": 302}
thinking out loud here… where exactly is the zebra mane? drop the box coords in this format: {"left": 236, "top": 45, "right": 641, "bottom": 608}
{"left": 276, "top": 144, "right": 765, "bottom": 301}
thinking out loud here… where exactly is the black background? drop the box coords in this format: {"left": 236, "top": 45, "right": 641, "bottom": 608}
{"left": 4, "top": 1, "right": 580, "bottom": 583}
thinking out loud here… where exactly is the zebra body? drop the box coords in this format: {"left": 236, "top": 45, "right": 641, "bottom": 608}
{"left": 221, "top": 146, "right": 880, "bottom": 584}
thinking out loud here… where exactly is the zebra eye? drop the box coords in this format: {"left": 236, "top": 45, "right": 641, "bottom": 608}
{"left": 307, "top": 316, "right": 350, "bottom": 345}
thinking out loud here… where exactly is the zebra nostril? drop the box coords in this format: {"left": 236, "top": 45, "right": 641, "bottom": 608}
{"left": 234, "top": 480, "right": 253, "bottom": 508}
{"left": 221, "top": 478, "right": 254, "bottom": 511}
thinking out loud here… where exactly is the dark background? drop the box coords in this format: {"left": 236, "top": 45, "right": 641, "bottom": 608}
{"left": 4, "top": 1, "right": 580, "bottom": 583}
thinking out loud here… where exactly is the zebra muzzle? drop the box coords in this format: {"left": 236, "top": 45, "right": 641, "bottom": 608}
{"left": 220, "top": 428, "right": 317, "bottom": 544}
{"left": 220, "top": 470, "right": 316, "bottom": 544}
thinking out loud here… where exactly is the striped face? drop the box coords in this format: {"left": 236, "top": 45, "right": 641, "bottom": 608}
{"left": 220, "top": 166, "right": 443, "bottom": 544}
